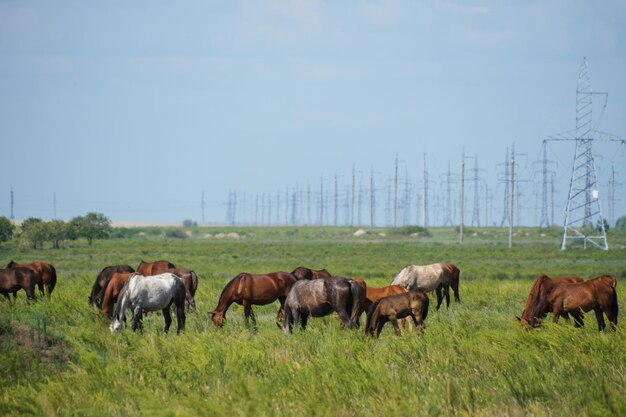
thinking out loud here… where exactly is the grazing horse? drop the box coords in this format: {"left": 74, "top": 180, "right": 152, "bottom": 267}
{"left": 211, "top": 271, "right": 298, "bottom": 327}
{"left": 110, "top": 273, "right": 186, "bottom": 334}
{"left": 136, "top": 260, "right": 175, "bottom": 276}
{"left": 356, "top": 283, "right": 408, "bottom": 323}
{"left": 291, "top": 266, "right": 332, "bottom": 281}
{"left": 164, "top": 268, "right": 199, "bottom": 311}
{"left": 0, "top": 267, "right": 38, "bottom": 302}
{"left": 89, "top": 264, "right": 135, "bottom": 308}
{"left": 391, "top": 263, "right": 460, "bottom": 309}
{"left": 529, "top": 275, "right": 618, "bottom": 331}
{"left": 6, "top": 260, "right": 57, "bottom": 298}
{"left": 283, "top": 277, "right": 362, "bottom": 333}
{"left": 365, "top": 291, "right": 429, "bottom": 337}
{"left": 101, "top": 272, "right": 134, "bottom": 319}
{"left": 517, "top": 274, "right": 584, "bottom": 327}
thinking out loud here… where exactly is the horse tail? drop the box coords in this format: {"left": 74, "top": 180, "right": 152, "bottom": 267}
{"left": 48, "top": 264, "right": 57, "bottom": 295}
{"left": 89, "top": 270, "right": 105, "bottom": 306}
{"left": 348, "top": 279, "right": 362, "bottom": 327}
{"left": 609, "top": 277, "right": 618, "bottom": 325}
{"left": 449, "top": 264, "right": 460, "bottom": 302}
{"left": 422, "top": 291, "right": 430, "bottom": 322}
{"left": 190, "top": 271, "right": 199, "bottom": 297}
{"left": 283, "top": 302, "right": 293, "bottom": 333}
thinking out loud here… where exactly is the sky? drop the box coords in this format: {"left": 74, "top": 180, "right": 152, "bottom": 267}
{"left": 1, "top": 0, "right": 625, "bottom": 226}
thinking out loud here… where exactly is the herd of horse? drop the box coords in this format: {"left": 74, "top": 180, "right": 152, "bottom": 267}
{"left": 0, "top": 258, "right": 619, "bottom": 335}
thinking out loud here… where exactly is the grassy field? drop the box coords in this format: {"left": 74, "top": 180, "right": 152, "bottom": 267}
{"left": 1, "top": 226, "right": 625, "bottom": 417}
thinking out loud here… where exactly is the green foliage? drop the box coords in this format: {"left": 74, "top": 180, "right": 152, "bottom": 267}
{"left": 165, "top": 229, "right": 187, "bottom": 239}
{"left": 390, "top": 225, "right": 431, "bottom": 237}
{"left": 19, "top": 217, "right": 46, "bottom": 249}
{"left": 0, "top": 216, "right": 14, "bottom": 244}
{"left": 616, "top": 215, "right": 626, "bottom": 229}
{"left": 182, "top": 219, "right": 198, "bottom": 227}
{"left": 1, "top": 227, "right": 625, "bottom": 416}
{"left": 70, "top": 212, "right": 112, "bottom": 245}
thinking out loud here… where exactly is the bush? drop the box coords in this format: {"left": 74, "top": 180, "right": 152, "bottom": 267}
{"left": 392, "top": 225, "right": 432, "bottom": 237}
{"left": 183, "top": 219, "right": 198, "bottom": 227}
{"left": 615, "top": 216, "right": 626, "bottom": 229}
{"left": 0, "top": 216, "right": 14, "bottom": 245}
{"left": 165, "top": 230, "right": 187, "bottom": 239}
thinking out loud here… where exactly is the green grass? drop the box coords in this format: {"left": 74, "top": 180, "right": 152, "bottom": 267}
{"left": 1, "top": 226, "right": 625, "bottom": 416}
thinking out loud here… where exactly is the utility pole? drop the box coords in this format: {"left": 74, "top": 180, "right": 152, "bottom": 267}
{"left": 370, "top": 169, "right": 376, "bottom": 228}
{"left": 422, "top": 153, "right": 428, "bottom": 227}
{"left": 508, "top": 151, "right": 515, "bottom": 248}
{"left": 393, "top": 155, "right": 399, "bottom": 227}
{"left": 443, "top": 161, "right": 453, "bottom": 226}
{"left": 499, "top": 147, "right": 510, "bottom": 227}
{"left": 351, "top": 166, "right": 356, "bottom": 227}
{"left": 470, "top": 156, "right": 482, "bottom": 227}
{"left": 459, "top": 151, "right": 465, "bottom": 244}
{"left": 536, "top": 141, "right": 557, "bottom": 228}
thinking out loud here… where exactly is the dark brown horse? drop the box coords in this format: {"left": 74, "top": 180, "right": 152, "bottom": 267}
{"left": 355, "top": 282, "right": 409, "bottom": 324}
{"left": 291, "top": 266, "right": 332, "bottom": 281}
{"left": 101, "top": 272, "right": 134, "bottom": 319}
{"left": 529, "top": 275, "right": 618, "bottom": 331}
{"left": 437, "top": 263, "right": 461, "bottom": 307}
{"left": 0, "top": 267, "right": 38, "bottom": 302}
{"left": 136, "top": 259, "right": 175, "bottom": 276}
{"left": 164, "top": 268, "right": 199, "bottom": 311}
{"left": 6, "top": 260, "right": 57, "bottom": 298}
{"left": 211, "top": 271, "right": 298, "bottom": 327}
{"left": 365, "top": 291, "right": 429, "bottom": 337}
{"left": 283, "top": 277, "right": 362, "bottom": 333}
{"left": 89, "top": 264, "right": 135, "bottom": 308}
{"left": 517, "top": 274, "right": 584, "bottom": 327}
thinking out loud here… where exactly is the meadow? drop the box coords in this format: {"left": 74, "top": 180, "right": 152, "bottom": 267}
{"left": 1, "top": 226, "right": 625, "bottom": 417}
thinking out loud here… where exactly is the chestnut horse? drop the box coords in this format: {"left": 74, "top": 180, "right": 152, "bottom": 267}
{"left": 164, "top": 268, "right": 199, "bottom": 311}
{"left": 365, "top": 290, "right": 429, "bottom": 337}
{"left": 89, "top": 264, "right": 135, "bottom": 308}
{"left": 291, "top": 266, "right": 332, "bottom": 281}
{"left": 517, "top": 274, "right": 584, "bottom": 327}
{"left": 6, "top": 260, "right": 57, "bottom": 298}
{"left": 355, "top": 282, "right": 408, "bottom": 324}
{"left": 0, "top": 267, "right": 38, "bottom": 302}
{"left": 211, "top": 271, "right": 298, "bottom": 327}
{"left": 391, "top": 263, "right": 460, "bottom": 310}
{"left": 529, "top": 275, "right": 618, "bottom": 331}
{"left": 101, "top": 272, "right": 134, "bottom": 319}
{"left": 136, "top": 260, "right": 175, "bottom": 276}
{"left": 283, "top": 277, "right": 362, "bottom": 333}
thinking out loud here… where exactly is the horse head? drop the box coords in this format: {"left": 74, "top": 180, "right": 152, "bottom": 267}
{"left": 6, "top": 260, "right": 16, "bottom": 268}
{"left": 211, "top": 311, "right": 225, "bottom": 327}
{"left": 110, "top": 314, "right": 125, "bottom": 333}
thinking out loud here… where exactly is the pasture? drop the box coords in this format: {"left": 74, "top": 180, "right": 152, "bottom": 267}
{"left": 1, "top": 226, "right": 625, "bottom": 417}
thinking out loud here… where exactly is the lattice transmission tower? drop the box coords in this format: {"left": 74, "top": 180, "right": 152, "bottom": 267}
{"left": 547, "top": 58, "right": 624, "bottom": 250}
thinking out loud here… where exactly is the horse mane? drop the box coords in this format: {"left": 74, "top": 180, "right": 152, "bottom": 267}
{"left": 216, "top": 273, "right": 245, "bottom": 307}
{"left": 529, "top": 285, "right": 555, "bottom": 323}
{"left": 521, "top": 274, "right": 550, "bottom": 320}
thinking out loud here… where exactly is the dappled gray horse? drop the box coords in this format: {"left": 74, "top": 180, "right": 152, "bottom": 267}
{"left": 110, "top": 273, "right": 186, "bottom": 334}
{"left": 391, "top": 263, "right": 459, "bottom": 310}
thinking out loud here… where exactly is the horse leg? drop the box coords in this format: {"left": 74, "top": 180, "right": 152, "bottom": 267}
{"left": 275, "top": 296, "right": 286, "bottom": 328}
{"left": 176, "top": 301, "right": 186, "bottom": 334}
{"left": 375, "top": 319, "right": 386, "bottom": 338}
{"left": 292, "top": 309, "right": 301, "bottom": 331}
{"left": 162, "top": 307, "right": 172, "bottom": 334}
{"left": 593, "top": 307, "right": 606, "bottom": 332}
{"left": 572, "top": 311, "right": 585, "bottom": 328}
{"left": 337, "top": 309, "right": 353, "bottom": 329}
{"left": 37, "top": 280, "right": 44, "bottom": 298}
{"left": 300, "top": 313, "right": 309, "bottom": 330}
{"left": 435, "top": 285, "right": 443, "bottom": 310}
{"left": 243, "top": 302, "right": 256, "bottom": 327}
{"left": 132, "top": 307, "right": 143, "bottom": 332}
{"left": 391, "top": 318, "right": 402, "bottom": 336}
{"left": 443, "top": 285, "right": 451, "bottom": 309}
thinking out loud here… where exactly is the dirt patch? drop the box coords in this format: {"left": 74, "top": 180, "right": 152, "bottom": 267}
{"left": 0, "top": 322, "right": 74, "bottom": 367}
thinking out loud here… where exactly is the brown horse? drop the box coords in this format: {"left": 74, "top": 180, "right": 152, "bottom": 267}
{"left": 529, "top": 275, "right": 618, "bottom": 331}
{"left": 354, "top": 282, "right": 409, "bottom": 324}
{"left": 283, "top": 277, "right": 362, "bottom": 333}
{"left": 89, "top": 264, "right": 135, "bottom": 308}
{"left": 211, "top": 271, "right": 298, "bottom": 327}
{"left": 164, "top": 268, "right": 199, "bottom": 311}
{"left": 136, "top": 260, "right": 175, "bottom": 276}
{"left": 101, "top": 272, "right": 134, "bottom": 319}
{"left": 291, "top": 266, "right": 332, "bottom": 281}
{"left": 517, "top": 274, "right": 584, "bottom": 327}
{"left": 365, "top": 291, "right": 429, "bottom": 337}
{"left": 0, "top": 267, "right": 38, "bottom": 302}
{"left": 6, "top": 260, "right": 57, "bottom": 298}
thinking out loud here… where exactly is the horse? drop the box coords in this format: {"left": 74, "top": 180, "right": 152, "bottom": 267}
{"left": 0, "top": 267, "right": 38, "bottom": 302}
{"left": 88, "top": 264, "right": 135, "bottom": 308}
{"left": 528, "top": 275, "right": 618, "bottom": 331}
{"left": 101, "top": 272, "right": 134, "bottom": 319}
{"left": 136, "top": 259, "right": 175, "bottom": 276}
{"left": 164, "top": 267, "right": 198, "bottom": 311}
{"left": 391, "top": 263, "right": 460, "bottom": 309}
{"left": 365, "top": 290, "right": 429, "bottom": 337}
{"left": 283, "top": 277, "right": 362, "bottom": 333}
{"left": 355, "top": 283, "right": 408, "bottom": 324}
{"left": 517, "top": 274, "right": 584, "bottom": 327}
{"left": 211, "top": 271, "right": 298, "bottom": 327}
{"left": 291, "top": 266, "right": 332, "bottom": 281}
{"left": 110, "top": 273, "right": 186, "bottom": 334}
{"left": 6, "top": 260, "right": 57, "bottom": 298}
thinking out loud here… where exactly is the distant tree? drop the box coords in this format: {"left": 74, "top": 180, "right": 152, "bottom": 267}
{"left": 20, "top": 217, "right": 47, "bottom": 249}
{"left": 596, "top": 218, "right": 610, "bottom": 233}
{"left": 616, "top": 216, "right": 626, "bottom": 230}
{"left": 71, "top": 212, "right": 112, "bottom": 245}
{"left": 183, "top": 219, "right": 198, "bottom": 227}
{"left": 47, "top": 219, "right": 73, "bottom": 249}
{"left": 0, "top": 216, "right": 14, "bottom": 245}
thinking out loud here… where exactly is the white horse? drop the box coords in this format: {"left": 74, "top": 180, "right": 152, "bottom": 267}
{"left": 391, "top": 263, "right": 460, "bottom": 310}
{"left": 110, "top": 273, "right": 186, "bottom": 334}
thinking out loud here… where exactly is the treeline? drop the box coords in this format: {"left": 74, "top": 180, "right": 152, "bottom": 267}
{"left": 0, "top": 212, "right": 111, "bottom": 249}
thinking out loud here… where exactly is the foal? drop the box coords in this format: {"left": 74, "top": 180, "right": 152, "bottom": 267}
{"left": 365, "top": 291, "right": 429, "bottom": 337}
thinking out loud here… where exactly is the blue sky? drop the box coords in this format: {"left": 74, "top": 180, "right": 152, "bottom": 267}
{"left": 1, "top": 0, "right": 625, "bottom": 226}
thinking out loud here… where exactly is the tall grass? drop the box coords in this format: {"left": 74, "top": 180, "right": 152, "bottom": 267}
{"left": 1, "top": 227, "right": 625, "bottom": 416}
